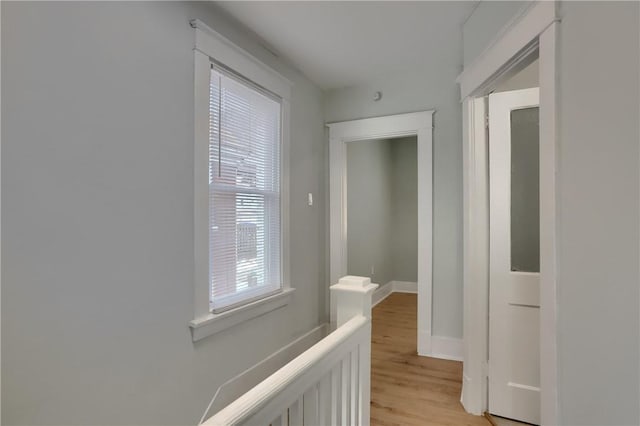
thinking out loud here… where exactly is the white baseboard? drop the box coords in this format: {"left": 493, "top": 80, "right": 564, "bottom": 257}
{"left": 372, "top": 280, "right": 418, "bottom": 307}
{"left": 460, "top": 373, "right": 484, "bottom": 415}
{"left": 430, "top": 335, "right": 464, "bottom": 362}
{"left": 372, "top": 281, "right": 394, "bottom": 307}
{"left": 418, "top": 332, "right": 463, "bottom": 362}
{"left": 417, "top": 330, "right": 432, "bottom": 356}
{"left": 392, "top": 280, "right": 418, "bottom": 293}
{"left": 200, "top": 323, "right": 329, "bottom": 423}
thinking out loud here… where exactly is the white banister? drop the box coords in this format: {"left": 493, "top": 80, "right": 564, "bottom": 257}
{"left": 331, "top": 276, "right": 377, "bottom": 426}
{"left": 202, "top": 276, "right": 377, "bottom": 426}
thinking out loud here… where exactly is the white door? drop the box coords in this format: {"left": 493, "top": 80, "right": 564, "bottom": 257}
{"left": 488, "top": 88, "right": 540, "bottom": 425}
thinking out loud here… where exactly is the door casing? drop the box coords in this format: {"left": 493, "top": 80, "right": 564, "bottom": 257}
{"left": 327, "top": 111, "right": 434, "bottom": 356}
{"left": 458, "top": 2, "right": 559, "bottom": 424}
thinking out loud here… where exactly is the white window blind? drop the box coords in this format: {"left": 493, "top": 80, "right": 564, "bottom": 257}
{"left": 209, "top": 64, "right": 282, "bottom": 313}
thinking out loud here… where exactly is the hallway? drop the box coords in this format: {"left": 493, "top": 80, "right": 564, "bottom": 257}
{"left": 370, "top": 293, "right": 489, "bottom": 426}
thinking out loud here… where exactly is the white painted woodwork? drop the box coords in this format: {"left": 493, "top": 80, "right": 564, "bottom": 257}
{"left": 318, "top": 375, "right": 331, "bottom": 425}
{"left": 459, "top": 4, "right": 559, "bottom": 422}
{"left": 190, "top": 289, "right": 295, "bottom": 342}
{"left": 303, "top": 385, "right": 318, "bottom": 425}
{"left": 199, "top": 324, "right": 328, "bottom": 423}
{"left": 191, "top": 20, "right": 293, "bottom": 341}
{"left": 488, "top": 88, "right": 540, "bottom": 425}
{"left": 456, "top": 1, "right": 557, "bottom": 100}
{"left": 191, "top": 19, "right": 292, "bottom": 100}
{"left": 537, "top": 23, "right": 559, "bottom": 426}
{"left": 461, "top": 96, "right": 490, "bottom": 416}
{"left": 327, "top": 111, "right": 433, "bottom": 357}
{"left": 430, "top": 336, "right": 464, "bottom": 362}
{"left": 202, "top": 276, "right": 376, "bottom": 426}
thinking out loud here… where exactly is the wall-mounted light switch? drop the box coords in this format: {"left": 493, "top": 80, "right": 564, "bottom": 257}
{"left": 308, "top": 192, "right": 313, "bottom": 206}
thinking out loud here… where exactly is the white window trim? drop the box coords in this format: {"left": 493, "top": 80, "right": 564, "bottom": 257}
{"left": 190, "top": 19, "right": 293, "bottom": 342}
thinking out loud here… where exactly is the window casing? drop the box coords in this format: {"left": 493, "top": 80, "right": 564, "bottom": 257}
{"left": 190, "top": 19, "right": 292, "bottom": 341}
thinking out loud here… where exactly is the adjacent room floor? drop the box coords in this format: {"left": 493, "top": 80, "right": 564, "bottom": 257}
{"left": 370, "top": 293, "right": 490, "bottom": 426}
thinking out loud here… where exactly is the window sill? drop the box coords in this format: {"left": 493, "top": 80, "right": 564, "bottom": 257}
{"left": 189, "top": 288, "right": 295, "bottom": 342}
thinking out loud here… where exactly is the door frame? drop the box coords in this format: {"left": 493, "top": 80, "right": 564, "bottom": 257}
{"left": 457, "top": 2, "right": 559, "bottom": 424}
{"left": 327, "top": 111, "right": 434, "bottom": 356}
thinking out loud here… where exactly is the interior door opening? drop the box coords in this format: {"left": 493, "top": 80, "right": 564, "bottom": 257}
{"left": 461, "top": 8, "right": 559, "bottom": 424}
{"left": 345, "top": 136, "right": 418, "bottom": 301}
{"left": 327, "top": 111, "right": 434, "bottom": 357}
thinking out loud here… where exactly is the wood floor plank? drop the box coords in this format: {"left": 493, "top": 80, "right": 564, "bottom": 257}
{"left": 370, "top": 293, "right": 490, "bottom": 426}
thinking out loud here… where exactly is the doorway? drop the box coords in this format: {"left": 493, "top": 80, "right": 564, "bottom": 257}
{"left": 346, "top": 137, "right": 418, "bottom": 293}
{"left": 459, "top": 3, "right": 559, "bottom": 423}
{"left": 327, "top": 111, "right": 434, "bottom": 356}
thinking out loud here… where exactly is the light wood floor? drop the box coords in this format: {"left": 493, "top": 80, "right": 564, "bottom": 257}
{"left": 370, "top": 293, "right": 490, "bottom": 426}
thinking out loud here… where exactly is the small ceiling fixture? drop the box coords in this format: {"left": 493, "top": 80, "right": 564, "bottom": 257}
{"left": 373, "top": 91, "right": 382, "bottom": 101}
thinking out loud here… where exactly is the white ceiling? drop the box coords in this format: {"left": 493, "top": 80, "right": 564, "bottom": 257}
{"left": 216, "top": 1, "right": 478, "bottom": 90}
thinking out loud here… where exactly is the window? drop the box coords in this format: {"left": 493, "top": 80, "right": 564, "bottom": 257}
{"left": 190, "top": 19, "right": 292, "bottom": 341}
{"left": 208, "top": 65, "right": 282, "bottom": 312}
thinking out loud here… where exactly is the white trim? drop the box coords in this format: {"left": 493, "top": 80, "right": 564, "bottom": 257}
{"left": 371, "top": 281, "right": 418, "bottom": 308}
{"left": 327, "top": 111, "right": 433, "bottom": 142}
{"left": 190, "top": 288, "right": 295, "bottom": 342}
{"left": 392, "top": 280, "right": 418, "bottom": 293}
{"left": 1, "top": 1, "right": 3, "bottom": 419}
{"left": 327, "top": 111, "right": 434, "bottom": 359}
{"left": 459, "top": 5, "right": 559, "bottom": 424}
{"left": 538, "top": 22, "right": 559, "bottom": 426}
{"left": 190, "top": 19, "right": 292, "bottom": 101}
{"left": 457, "top": 1, "right": 558, "bottom": 100}
{"left": 431, "top": 336, "right": 464, "bottom": 362}
{"left": 461, "top": 97, "right": 489, "bottom": 416}
{"left": 281, "top": 99, "right": 292, "bottom": 300}
{"left": 417, "top": 330, "right": 432, "bottom": 357}
{"left": 194, "top": 49, "right": 212, "bottom": 321}
{"left": 192, "top": 21, "right": 292, "bottom": 341}
{"left": 200, "top": 322, "right": 328, "bottom": 423}
{"left": 371, "top": 282, "right": 394, "bottom": 308}
{"left": 204, "top": 315, "right": 370, "bottom": 425}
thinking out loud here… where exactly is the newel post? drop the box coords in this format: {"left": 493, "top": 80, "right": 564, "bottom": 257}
{"left": 330, "top": 276, "right": 377, "bottom": 426}
{"left": 330, "top": 275, "right": 378, "bottom": 327}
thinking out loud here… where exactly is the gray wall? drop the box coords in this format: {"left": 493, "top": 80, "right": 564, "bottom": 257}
{"left": 463, "top": 1, "right": 640, "bottom": 424}
{"left": 556, "top": 2, "right": 639, "bottom": 424}
{"left": 390, "top": 137, "right": 418, "bottom": 282}
{"left": 346, "top": 139, "right": 394, "bottom": 286}
{"left": 462, "top": 1, "right": 530, "bottom": 66}
{"left": 325, "top": 51, "right": 464, "bottom": 340}
{"left": 346, "top": 137, "right": 418, "bottom": 286}
{"left": 1, "top": 2, "right": 326, "bottom": 425}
